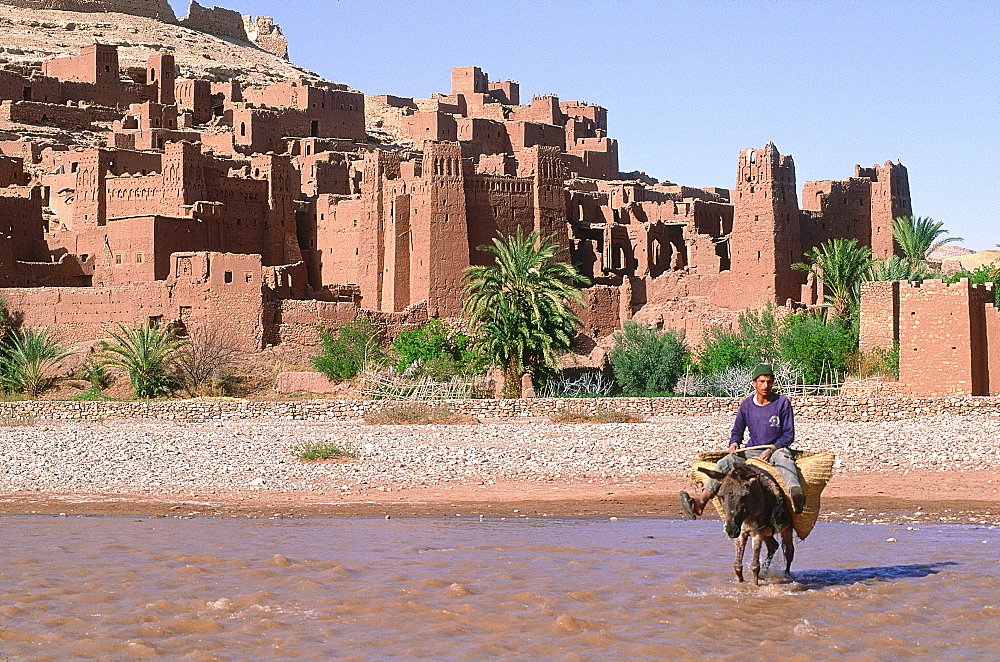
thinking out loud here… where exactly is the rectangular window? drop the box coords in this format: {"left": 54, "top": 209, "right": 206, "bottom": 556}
{"left": 224, "top": 271, "right": 233, "bottom": 284}
{"left": 115, "top": 254, "right": 122, "bottom": 264}
{"left": 135, "top": 253, "right": 143, "bottom": 263}
{"left": 245, "top": 272, "right": 253, "bottom": 283}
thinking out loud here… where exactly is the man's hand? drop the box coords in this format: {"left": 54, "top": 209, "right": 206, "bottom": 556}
{"left": 728, "top": 443, "right": 740, "bottom": 454}
{"left": 759, "top": 448, "right": 774, "bottom": 463}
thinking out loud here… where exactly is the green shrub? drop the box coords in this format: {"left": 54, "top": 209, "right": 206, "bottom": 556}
{"left": 69, "top": 387, "right": 113, "bottom": 402}
{"left": 80, "top": 360, "right": 114, "bottom": 390}
{"left": 0, "top": 327, "right": 74, "bottom": 397}
{"left": 296, "top": 441, "right": 357, "bottom": 461}
{"left": 311, "top": 318, "right": 386, "bottom": 382}
{"left": 856, "top": 342, "right": 899, "bottom": 379}
{"left": 778, "top": 313, "right": 856, "bottom": 384}
{"left": 737, "top": 303, "right": 781, "bottom": 364}
{"left": 698, "top": 304, "right": 781, "bottom": 375}
{"left": 609, "top": 321, "right": 689, "bottom": 396}
{"left": 98, "top": 323, "right": 186, "bottom": 399}
{"left": 698, "top": 329, "right": 752, "bottom": 375}
{"left": 393, "top": 319, "right": 471, "bottom": 374}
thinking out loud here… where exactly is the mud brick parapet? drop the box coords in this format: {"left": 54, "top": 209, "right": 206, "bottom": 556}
{"left": 3, "top": 396, "right": 1000, "bottom": 424}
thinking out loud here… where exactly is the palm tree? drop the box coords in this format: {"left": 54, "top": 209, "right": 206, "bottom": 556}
{"left": 463, "top": 228, "right": 589, "bottom": 397}
{"left": 0, "top": 327, "right": 74, "bottom": 397}
{"left": 868, "top": 255, "right": 929, "bottom": 282}
{"left": 98, "top": 322, "right": 187, "bottom": 399}
{"left": 793, "top": 238, "right": 876, "bottom": 320}
{"left": 891, "top": 215, "right": 963, "bottom": 269}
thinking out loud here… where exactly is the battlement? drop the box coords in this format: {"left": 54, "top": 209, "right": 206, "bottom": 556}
{"left": 901, "top": 278, "right": 994, "bottom": 294}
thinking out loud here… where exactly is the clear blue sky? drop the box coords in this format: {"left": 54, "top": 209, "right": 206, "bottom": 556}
{"left": 171, "top": 0, "right": 999, "bottom": 249}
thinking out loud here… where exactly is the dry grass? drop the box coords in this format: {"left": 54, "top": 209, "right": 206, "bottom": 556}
{"left": 364, "top": 404, "right": 479, "bottom": 425}
{"left": 549, "top": 407, "right": 643, "bottom": 424}
{"left": 0, "top": 414, "right": 36, "bottom": 427}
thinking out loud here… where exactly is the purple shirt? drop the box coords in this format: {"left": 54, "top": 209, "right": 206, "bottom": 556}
{"left": 730, "top": 394, "right": 794, "bottom": 449}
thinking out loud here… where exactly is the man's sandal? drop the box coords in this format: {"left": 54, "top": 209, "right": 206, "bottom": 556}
{"left": 679, "top": 490, "right": 698, "bottom": 520}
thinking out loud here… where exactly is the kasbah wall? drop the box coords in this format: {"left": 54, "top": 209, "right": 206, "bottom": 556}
{"left": 0, "top": 4, "right": 978, "bottom": 397}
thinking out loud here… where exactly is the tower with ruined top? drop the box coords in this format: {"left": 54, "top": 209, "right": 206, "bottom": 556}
{"left": 721, "top": 142, "right": 802, "bottom": 308}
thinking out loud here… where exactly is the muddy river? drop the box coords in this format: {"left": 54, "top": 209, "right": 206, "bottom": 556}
{"left": 1, "top": 517, "right": 996, "bottom": 659}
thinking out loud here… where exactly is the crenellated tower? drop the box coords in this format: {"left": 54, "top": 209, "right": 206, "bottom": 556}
{"left": 410, "top": 142, "right": 468, "bottom": 317}
{"left": 859, "top": 161, "right": 911, "bottom": 259}
{"left": 721, "top": 142, "right": 803, "bottom": 308}
{"left": 519, "top": 145, "right": 569, "bottom": 250}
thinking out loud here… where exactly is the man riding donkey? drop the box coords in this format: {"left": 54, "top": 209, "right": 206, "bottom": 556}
{"left": 679, "top": 363, "right": 806, "bottom": 519}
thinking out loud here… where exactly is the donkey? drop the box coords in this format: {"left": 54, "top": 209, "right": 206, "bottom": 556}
{"left": 697, "top": 463, "right": 794, "bottom": 585}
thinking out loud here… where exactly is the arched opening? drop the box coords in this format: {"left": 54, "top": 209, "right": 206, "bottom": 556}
{"left": 240, "top": 122, "right": 246, "bottom": 137}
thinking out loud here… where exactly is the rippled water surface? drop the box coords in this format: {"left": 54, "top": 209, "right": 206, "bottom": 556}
{"left": 2, "top": 516, "right": 997, "bottom": 659}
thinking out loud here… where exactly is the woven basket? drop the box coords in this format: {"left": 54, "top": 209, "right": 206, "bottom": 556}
{"left": 689, "top": 449, "right": 835, "bottom": 540}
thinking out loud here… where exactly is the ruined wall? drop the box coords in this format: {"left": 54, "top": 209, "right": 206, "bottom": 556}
{"left": 180, "top": 1, "right": 247, "bottom": 41}
{"left": 800, "top": 177, "right": 872, "bottom": 253}
{"left": 0, "top": 187, "right": 46, "bottom": 265}
{"left": 402, "top": 111, "right": 457, "bottom": 142}
{"left": 0, "top": 100, "right": 120, "bottom": 130}
{"left": 273, "top": 298, "right": 428, "bottom": 346}
{"left": 0, "top": 252, "right": 267, "bottom": 351}
{"left": 506, "top": 120, "right": 565, "bottom": 151}
{"left": 0, "top": 0, "right": 177, "bottom": 21}
{"left": 0, "top": 154, "right": 28, "bottom": 187}
{"left": 244, "top": 15, "right": 288, "bottom": 60}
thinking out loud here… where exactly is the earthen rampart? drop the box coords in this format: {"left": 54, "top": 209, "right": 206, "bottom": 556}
{"left": 0, "top": 100, "right": 120, "bottom": 130}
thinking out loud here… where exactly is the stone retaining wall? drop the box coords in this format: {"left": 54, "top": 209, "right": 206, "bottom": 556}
{"left": 3, "top": 396, "right": 1000, "bottom": 423}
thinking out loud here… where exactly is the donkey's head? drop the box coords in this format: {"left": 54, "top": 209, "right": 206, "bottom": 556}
{"left": 698, "top": 464, "right": 767, "bottom": 539}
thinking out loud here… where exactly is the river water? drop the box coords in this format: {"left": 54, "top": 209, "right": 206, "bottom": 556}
{"left": 1, "top": 516, "right": 997, "bottom": 660}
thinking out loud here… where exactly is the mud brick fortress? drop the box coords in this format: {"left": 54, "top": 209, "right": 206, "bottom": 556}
{"left": 0, "top": 0, "right": 987, "bottom": 396}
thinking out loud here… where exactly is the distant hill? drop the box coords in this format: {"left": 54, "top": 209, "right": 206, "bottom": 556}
{"left": 0, "top": 3, "right": 323, "bottom": 88}
{"left": 940, "top": 249, "right": 1000, "bottom": 272}
{"left": 926, "top": 244, "right": 975, "bottom": 261}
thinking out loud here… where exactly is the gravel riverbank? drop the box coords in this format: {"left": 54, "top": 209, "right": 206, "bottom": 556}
{"left": 2, "top": 413, "right": 998, "bottom": 495}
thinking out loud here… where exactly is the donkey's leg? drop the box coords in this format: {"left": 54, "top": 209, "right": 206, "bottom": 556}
{"left": 763, "top": 535, "right": 779, "bottom": 573}
{"left": 734, "top": 533, "right": 747, "bottom": 583}
{"left": 781, "top": 527, "right": 795, "bottom": 577}
{"left": 750, "top": 534, "right": 764, "bottom": 586}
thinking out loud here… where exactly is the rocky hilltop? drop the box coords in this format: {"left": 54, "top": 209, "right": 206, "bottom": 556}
{"left": 0, "top": 2, "right": 312, "bottom": 86}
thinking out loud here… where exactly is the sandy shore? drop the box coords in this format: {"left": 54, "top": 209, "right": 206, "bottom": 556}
{"left": 2, "top": 415, "right": 998, "bottom": 526}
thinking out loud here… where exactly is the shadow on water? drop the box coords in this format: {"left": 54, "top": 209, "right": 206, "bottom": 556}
{"left": 793, "top": 561, "right": 958, "bottom": 589}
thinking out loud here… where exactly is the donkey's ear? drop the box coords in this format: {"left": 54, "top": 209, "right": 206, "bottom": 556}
{"left": 697, "top": 467, "right": 726, "bottom": 480}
